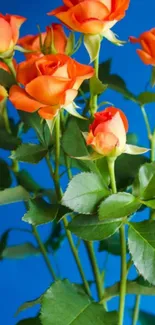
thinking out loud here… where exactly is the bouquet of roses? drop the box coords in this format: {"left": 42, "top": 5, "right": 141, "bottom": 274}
{"left": 1, "top": 0, "right": 155, "bottom": 324}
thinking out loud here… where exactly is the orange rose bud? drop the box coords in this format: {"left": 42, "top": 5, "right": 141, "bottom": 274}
{"left": 130, "top": 29, "right": 155, "bottom": 65}
{"left": 0, "top": 13, "right": 26, "bottom": 57}
{"left": 48, "top": 0, "right": 130, "bottom": 35}
{"left": 9, "top": 53, "right": 94, "bottom": 119}
{"left": 18, "top": 24, "right": 68, "bottom": 59}
{"left": 86, "top": 107, "right": 128, "bottom": 157}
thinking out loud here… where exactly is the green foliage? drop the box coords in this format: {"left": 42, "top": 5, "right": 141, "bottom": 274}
{"left": 84, "top": 34, "right": 101, "bottom": 62}
{"left": 0, "top": 159, "right": 12, "bottom": 189}
{"left": 133, "top": 162, "right": 155, "bottom": 199}
{"left": 99, "top": 232, "right": 128, "bottom": 256}
{"left": 99, "top": 193, "right": 141, "bottom": 220}
{"left": 40, "top": 280, "right": 118, "bottom": 325}
{"left": 0, "top": 128, "right": 21, "bottom": 150}
{"left": 11, "top": 143, "right": 48, "bottom": 164}
{"left": 138, "top": 92, "right": 155, "bottom": 105}
{"left": 151, "top": 66, "right": 155, "bottom": 87}
{"left": 23, "top": 198, "right": 58, "bottom": 226}
{"left": 19, "top": 111, "right": 51, "bottom": 147}
{"left": 45, "top": 222, "right": 65, "bottom": 252}
{"left": 0, "top": 186, "right": 30, "bottom": 205}
{"left": 90, "top": 76, "right": 108, "bottom": 96}
{"left": 115, "top": 154, "right": 148, "bottom": 190}
{"left": 15, "top": 297, "right": 41, "bottom": 317}
{"left": 138, "top": 310, "right": 155, "bottom": 324}
{"left": 68, "top": 214, "right": 122, "bottom": 241}
{"left": 0, "top": 68, "right": 16, "bottom": 89}
{"left": 16, "top": 169, "right": 41, "bottom": 193}
{"left": 62, "top": 172, "right": 110, "bottom": 214}
{"left": 2, "top": 242, "right": 39, "bottom": 259}
{"left": 16, "top": 317, "right": 41, "bottom": 325}
{"left": 128, "top": 220, "right": 155, "bottom": 285}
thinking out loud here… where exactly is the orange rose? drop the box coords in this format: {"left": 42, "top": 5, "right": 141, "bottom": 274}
{"left": 9, "top": 54, "right": 94, "bottom": 119}
{"left": 86, "top": 107, "right": 128, "bottom": 157}
{"left": 130, "top": 29, "right": 155, "bottom": 65}
{"left": 18, "top": 23, "right": 68, "bottom": 60}
{"left": 48, "top": 0, "right": 130, "bottom": 35}
{"left": 0, "top": 14, "right": 26, "bottom": 56}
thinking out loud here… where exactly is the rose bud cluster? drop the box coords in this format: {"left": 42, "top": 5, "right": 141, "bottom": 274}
{"left": 130, "top": 28, "right": 155, "bottom": 65}
{"left": 9, "top": 54, "right": 94, "bottom": 119}
{"left": 48, "top": 0, "right": 130, "bottom": 35}
{"left": 86, "top": 107, "right": 128, "bottom": 157}
{"left": 18, "top": 23, "right": 71, "bottom": 59}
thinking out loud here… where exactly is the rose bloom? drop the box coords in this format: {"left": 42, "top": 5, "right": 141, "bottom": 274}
{"left": 48, "top": 0, "right": 130, "bottom": 35}
{"left": 86, "top": 107, "right": 128, "bottom": 157}
{"left": 0, "top": 14, "right": 26, "bottom": 55}
{"left": 18, "top": 23, "right": 68, "bottom": 60}
{"left": 130, "top": 29, "right": 155, "bottom": 65}
{"left": 9, "top": 54, "right": 94, "bottom": 119}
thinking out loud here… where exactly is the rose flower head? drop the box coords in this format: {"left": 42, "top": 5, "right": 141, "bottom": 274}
{"left": 86, "top": 106, "right": 128, "bottom": 157}
{"left": 48, "top": 0, "right": 130, "bottom": 35}
{"left": 130, "top": 28, "right": 155, "bottom": 65}
{"left": 9, "top": 53, "right": 94, "bottom": 120}
{"left": 0, "top": 13, "right": 26, "bottom": 58}
{"left": 18, "top": 23, "right": 69, "bottom": 60}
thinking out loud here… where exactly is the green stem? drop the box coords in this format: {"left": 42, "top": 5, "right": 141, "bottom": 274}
{"left": 107, "top": 157, "right": 126, "bottom": 325}
{"left": 48, "top": 115, "right": 91, "bottom": 296}
{"left": 4, "top": 58, "right": 16, "bottom": 79}
{"left": 132, "top": 295, "right": 141, "bottom": 325}
{"left": 119, "top": 225, "right": 127, "bottom": 325}
{"left": 63, "top": 218, "right": 91, "bottom": 297}
{"left": 151, "top": 130, "right": 155, "bottom": 162}
{"left": 90, "top": 50, "right": 100, "bottom": 117}
{"left": 32, "top": 225, "right": 57, "bottom": 281}
{"left": 85, "top": 241, "right": 103, "bottom": 300}
{"left": 141, "top": 105, "right": 152, "bottom": 140}
{"left": 107, "top": 158, "right": 117, "bottom": 194}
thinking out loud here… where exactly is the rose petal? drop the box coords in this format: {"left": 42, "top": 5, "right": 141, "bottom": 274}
{"left": 17, "top": 58, "right": 38, "bottom": 85}
{"left": 38, "top": 105, "right": 59, "bottom": 119}
{"left": 0, "top": 18, "right": 12, "bottom": 52}
{"left": 105, "top": 106, "right": 128, "bottom": 132}
{"left": 137, "top": 49, "right": 155, "bottom": 65}
{"left": 26, "top": 75, "right": 70, "bottom": 106}
{"left": 9, "top": 85, "right": 43, "bottom": 112}
{"left": 93, "top": 131, "right": 118, "bottom": 156}
{"left": 9, "top": 15, "right": 26, "bottom": 44}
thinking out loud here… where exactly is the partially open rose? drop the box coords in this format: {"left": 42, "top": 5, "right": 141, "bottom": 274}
{"left": 86, "top": 107, "right": 128, "bottom": 157}
{"left": 130, "top": 29, "right": 155, "bottom": 65}
{"left": 18, "top": 23, "right": 68, "bottom": 60}
{"left": 0, "top": 13, "right": 26, "bottom": 57}
{"left": 48, "top": 0, "right": 130, "bottom": 35}
{"left": 9, "top": 54, "right": 94, "bottom": 119}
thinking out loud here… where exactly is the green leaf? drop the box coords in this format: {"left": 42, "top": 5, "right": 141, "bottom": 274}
{"left": 40, "top": 280, "right": 118, "bottom": 325}
{"left": 151, "top": 66, "right": 155, "bottom": 88}
{"left": 138, "top": 310, "right": 155, "bottom": 325}
{"left": 45, "top": 222, "right": 65, "bottom": 252}
{"left": 124, "top": 144, "right": 149, "bottom": 155}
{"left": 99, "top": 232, "right": 126, "bottom": 255}
{"left": 103, "top": 280, "right": 155, "bottom": 303}
{"left": 84, "top": 34, "right": 101, "bottom": 62}
{"left": 0, "top": 159, "right": 12, "bottom": 189}
{"left": 64, "top": 103, "right": 86, "bottom": 119}
{"left": 103, "top": 29, "right": 125, "bottom": 46}
{"left": 134, "top": 162, "right": 155, "bottom": 200}
{"left": 61, "top": 117, "right": 96, "bottom": 172}
{"left": 65, "top": 32, "right": 75, "bottom": 55}
{"left": 0, "top": 129, "right": 21, "bottom": 150}
{"left": 141, "top": 199, "right": 155, "bottom": 209}
{"left": 0, "top": 186, "right": 30, "bottom": 205}
{"left": 0, "top": 229, "right": 11, "bottom": 259}
{"left": 2, "top": 242, "right": 39, "bottom": 259}
{"left": 16, "top": 169, "right": 41, "bottom": 193}
{"left": 99, "top": 192, "right": 141, "bottom": 220}
{"left": 127, "top": 133, "right": 138, "bottom": 145}
{"left": 99, "top": 60, "right": 137, "bottom": 102}
{"left": 62, "top": 172, "right": 110, "bottom": 214}
{"left": 138, "top": 92, "right": 155, "bottom": 105}
{"left": 16, "top": 317, "right": 41, "bottom": 325}
{"left": 11, "top": 143, "right": 48, "bottom": 164}
{"left": 15, "top": 297, "right": 41, "bottom": 317}
{"left": 23, "top": 198, "right": 58, "bottom": 226}
{"left": 19, "top": 111, "right": 51, "bottom": 147}
{"left": 68, "top": 215, "right": 122, "bottom": 241}
{"left": 90, "top": 76, "right": 108, "bottom": 96}
{"left": 128, "top": 220, "right": 155, "bottom": 285}
{"left": 96, "top": 158, "right": 110, "bottom": 186}
{"left": 115, "top": 154, "right": 148, "bottom": 190}
{"left": 0, "top": 68, "right": 16, "bottom": 89}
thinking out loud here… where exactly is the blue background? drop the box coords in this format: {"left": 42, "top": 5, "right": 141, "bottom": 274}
{"left": 0, "top": 0, "right": 155, "bottom": 324}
